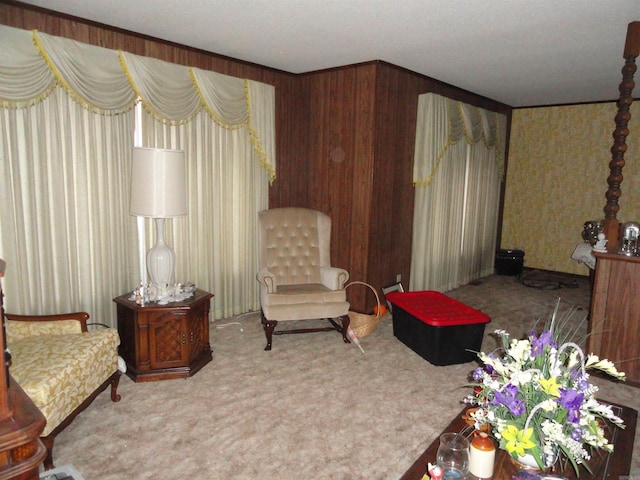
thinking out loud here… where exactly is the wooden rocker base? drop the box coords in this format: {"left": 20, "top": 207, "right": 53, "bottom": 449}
{"left": 261, "top": 311, "right": 350, "bottom": 351}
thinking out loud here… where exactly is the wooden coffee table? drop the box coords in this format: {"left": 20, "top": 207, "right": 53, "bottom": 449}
{"left": 400, "top": 401, "right": 637, "bottom": 480}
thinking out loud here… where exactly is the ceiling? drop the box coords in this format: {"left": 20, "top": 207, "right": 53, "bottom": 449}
{"left": 18, "top": 0, "right": 640, "bottom": 107}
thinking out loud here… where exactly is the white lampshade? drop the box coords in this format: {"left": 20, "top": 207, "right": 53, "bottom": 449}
{"left": 130, "top": 147, "right": 187, "bottom": 218}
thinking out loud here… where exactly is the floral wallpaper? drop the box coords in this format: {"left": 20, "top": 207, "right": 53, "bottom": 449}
{"left": 502, "top": 103, "right": 640, "bottom": 276}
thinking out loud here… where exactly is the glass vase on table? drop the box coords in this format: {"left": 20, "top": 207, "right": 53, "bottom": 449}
{"left": 436, "top": 432, "right": 470, "bottom": 480}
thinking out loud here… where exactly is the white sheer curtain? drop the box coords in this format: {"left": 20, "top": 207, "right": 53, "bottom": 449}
{"left": 140, "top": 110, "right": 268, "bottom": 318}
{"left": 0, "top": 88, "right": 135, "bottom": 321}
{"left": 0, "top": 24, "right": 275, "bottom": 325}
{"left": 410, "top": 93, "right": 506, "bottom": 292}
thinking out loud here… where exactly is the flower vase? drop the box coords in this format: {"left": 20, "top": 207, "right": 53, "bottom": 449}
{"left": 510, "top": 448, "right": 558, "bottom": 472}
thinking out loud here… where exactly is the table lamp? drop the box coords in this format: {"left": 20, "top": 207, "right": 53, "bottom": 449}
{"left": 130, "top": 147, "right": 187, "bottom": 286}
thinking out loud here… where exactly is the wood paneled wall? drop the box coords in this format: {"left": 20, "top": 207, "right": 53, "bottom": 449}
{"left": 279, "top": 61, "right": 512, "bottom": 309}
{"left": 0, "top": 1, "right": 512, "bottom": 312}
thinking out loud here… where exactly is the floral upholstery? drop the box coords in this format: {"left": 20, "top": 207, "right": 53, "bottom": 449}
{"left": 6, "top": 319, "right": 83, "bottom": 342}
{"left": 7, "top": 320, "right": 120, "bottom": 437}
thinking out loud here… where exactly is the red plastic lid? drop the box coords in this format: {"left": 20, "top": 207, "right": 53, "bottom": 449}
{"left": 386, "top": 291, "right": 490, "bottom": 327}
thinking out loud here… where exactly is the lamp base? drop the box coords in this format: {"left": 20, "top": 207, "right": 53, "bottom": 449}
{"left": 147, "top": 218, "right": 176, "bottom": 286}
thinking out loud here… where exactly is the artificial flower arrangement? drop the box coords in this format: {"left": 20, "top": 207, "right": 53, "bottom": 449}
{"left": 464, "top": 300, "right": 626, "bottom": 474}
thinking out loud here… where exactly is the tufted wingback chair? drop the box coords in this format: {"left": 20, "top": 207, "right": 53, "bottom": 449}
{"left": 256, "top": 207, "right": 351, "bottom": 350}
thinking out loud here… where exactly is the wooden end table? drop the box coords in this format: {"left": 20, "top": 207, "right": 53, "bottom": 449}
{"left": 114, "top": 289, "right": 213, "bottom": 382}
{"left": 400, "top": 401, "right": 637, "bottom": 480}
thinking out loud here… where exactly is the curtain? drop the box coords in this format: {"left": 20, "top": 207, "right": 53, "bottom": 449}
{"left": 140, "top": 110, "right": 267, "bottom": 318}
{"left": 0, "top": 24, "right": 275, "bottom": 325}
{"left": 0, "top": 88, "right": 135, "bottom": 322}
{"left": 410, "top": 93, "right": 506, "bottom": 292}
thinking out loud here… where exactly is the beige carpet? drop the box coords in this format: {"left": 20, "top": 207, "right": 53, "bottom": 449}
{"left": 51, "top": 273, "right": 639, "bottom": 479}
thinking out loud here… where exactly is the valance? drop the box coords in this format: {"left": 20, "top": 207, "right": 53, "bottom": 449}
{"left": 413, "top": 92, "right": 503, "bottom": 187}
{"left": 0, "top": 24, "right": 275, "bottom": 180}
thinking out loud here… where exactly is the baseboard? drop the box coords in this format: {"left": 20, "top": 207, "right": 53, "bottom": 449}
{"left": 521, "top": 267, "right": 589, "bottom": 281}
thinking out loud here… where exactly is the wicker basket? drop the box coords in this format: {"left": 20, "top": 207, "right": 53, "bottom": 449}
{"left": 345, "top": 281, "right": 382, "bottom": 337}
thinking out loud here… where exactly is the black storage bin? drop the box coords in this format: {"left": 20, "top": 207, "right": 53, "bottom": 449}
{"left": 386, "top": 291, "right": 490, "bottom": 366}
{"left": 495, "top": 249, "right": 525, "bottom": 275}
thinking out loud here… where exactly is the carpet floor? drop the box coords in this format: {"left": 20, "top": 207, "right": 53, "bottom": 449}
{"left": 51, "top": 272, "right": 639, "bottom": 479}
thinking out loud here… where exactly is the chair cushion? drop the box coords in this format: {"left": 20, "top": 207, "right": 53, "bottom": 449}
{"left": 261, "top": 283, "right": 349, "bottom": 321}
{"left": 9, "top": 328, "right": 120, "bottom": 436}
{"left": 266, "top": 283, "right": 346, "bottom": 305}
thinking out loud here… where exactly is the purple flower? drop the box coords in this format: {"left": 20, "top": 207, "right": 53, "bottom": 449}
{"left": 472, "top": 367, "right": 485, "bottom": 382}
{"left": 576, "top": 377, "right": 589, "bottom": 391}
{"left": 558, "top": 388, "right": 584, "bottom": 423}
{"left": 530, "top": 330, "right": 557, "bottom": 357}
{"left": 571, "top": 426, "right": 584, "bottom": 441}
{"left": 569, "top": 367, "right": 580, "bottom": 381}
{"left": 492, "top": 384, "right": 525, "bottom": 416}
{"left": 569, "top": 368, "right": 589, "bottom": 391}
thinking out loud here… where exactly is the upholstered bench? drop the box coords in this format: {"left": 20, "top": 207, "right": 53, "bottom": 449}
{"left": 5, "top": 312, "right": 122, "bottom": 470}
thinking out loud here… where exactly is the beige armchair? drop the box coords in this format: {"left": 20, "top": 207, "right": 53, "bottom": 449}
{"left": 257, "top": 207, "right": 351, "bottom": 350}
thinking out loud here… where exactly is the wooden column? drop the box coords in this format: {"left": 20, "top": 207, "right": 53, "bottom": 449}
{"left": 603, "top": 21, "right": 640, "bottom": 251}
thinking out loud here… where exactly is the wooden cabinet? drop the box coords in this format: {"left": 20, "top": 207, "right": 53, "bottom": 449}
{"left": 0, "top": 379, "right": 48, "bottom": 480}
{"left": 114, "top": 289, "right": 213, "bottom": 382}
{"left": 588, "top": 252, "right": 640, "bottom": 387}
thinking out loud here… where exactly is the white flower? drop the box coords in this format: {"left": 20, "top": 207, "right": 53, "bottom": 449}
{"left": 541, "top": 420, "right": 590, "bottom": 464}
{"left": 541, "top": 419, "right": 562, "bottom": 436}
{"left": 538, "top": 399, "right": 557, "bottom": 412}
{"left": 585, "top": 354, "right": 626, "bottom": 380}
{"left": 580, "top": 377, "right": 598, "bottom": 397}
{"left": 490, "top": 416, "right": 506, "bottom": 439}
{"left": 475, "top": 370, "right": 501, "bottom": 391}
{"left": 484, "top": 376, "right": 501, "bottom": 391}
{"left": 468, "top": 408, "right": 491, "bottom": 431}
{"left": 585, "top": 401, "right": 625, "bottom": 426}
{"left": 581, "top": 424, "right": 610, "bottom": 450}
{"left": 478, "top": 353, "right": 508, "bottom": 376}
{"left": 508, "top": 338, "right": 532, "bottom": 364}
{"left": 567, "top": 349, "right": 581, "bottom": 370}
{"left": 510, "top": 370, "right": 533, "bottom": 386}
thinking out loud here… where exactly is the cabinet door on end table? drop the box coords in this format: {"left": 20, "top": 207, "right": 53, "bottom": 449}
{"left": 148, "top": 310, "right": 190, "bottom": 370}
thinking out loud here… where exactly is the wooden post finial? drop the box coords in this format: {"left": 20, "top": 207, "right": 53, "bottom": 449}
{"left": 624, "top": 21, "right": 640, "bottom": 57}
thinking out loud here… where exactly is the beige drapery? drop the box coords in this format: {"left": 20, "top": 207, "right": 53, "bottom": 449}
{"left": 410, "top": 92, "right": 506, "bottom": 292}
{"left": 0, "top": 25, "right": 275, "bottom": 179}
{"left": 0, "top": 25, "right": 275, "bottom": 323}
{"left": 1, "top": 88, "right": 135, "bottom": 321}
{"left": 140, "top": 110, "right": 268, "bottom": 318}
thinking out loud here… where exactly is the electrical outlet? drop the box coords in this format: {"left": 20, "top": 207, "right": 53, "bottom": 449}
{"left": 396, "top": 274, "right": 402, "bottom": 283}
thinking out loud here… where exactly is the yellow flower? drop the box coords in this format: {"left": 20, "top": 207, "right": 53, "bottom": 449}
{"left": 539, "top": 376, "right": 561, "bottom": 397}
{"left": 502, "top": 425, "right": 535, "bottom": 457}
